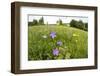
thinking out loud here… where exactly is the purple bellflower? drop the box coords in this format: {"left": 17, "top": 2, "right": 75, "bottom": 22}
{"left": 53, "top": 48, "right": 59, "bottom": 56}
{"left": 50, "top": 32, "right": 56, "bottom": 39}
{"left": 57, "top": 41, "right": 62, "bottom": 46}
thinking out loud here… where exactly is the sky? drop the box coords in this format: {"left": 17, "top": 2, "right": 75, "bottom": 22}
{"left": 28, "top": 15, "right": 88, "bottom": 24}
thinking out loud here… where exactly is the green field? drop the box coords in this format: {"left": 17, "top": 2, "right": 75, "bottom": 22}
{"left": 28, "top": 25, "right": 88, "bottom": 60}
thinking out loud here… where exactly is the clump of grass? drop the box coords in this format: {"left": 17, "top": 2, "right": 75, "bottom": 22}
{"left": 28, "top": 25, "right": 88, "bottom": 60}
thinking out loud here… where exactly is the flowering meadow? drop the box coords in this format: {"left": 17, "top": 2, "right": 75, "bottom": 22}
{"left": 28, "top": 25, "right": 88, "bottom": 60}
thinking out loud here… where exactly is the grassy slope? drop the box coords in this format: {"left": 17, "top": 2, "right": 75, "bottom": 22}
{"left": 28, "top": 25, "right": 88, "bottom": 60}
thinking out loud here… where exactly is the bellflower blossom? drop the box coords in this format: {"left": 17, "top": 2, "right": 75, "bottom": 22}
{"left": 57, "top": 41, "right": 62, "bottom": 46}
{"left": 53, "top": 48, "right": 59, "bottom": 56}
{"left": 50, "top": 32, "right": 56, "bottom": 39}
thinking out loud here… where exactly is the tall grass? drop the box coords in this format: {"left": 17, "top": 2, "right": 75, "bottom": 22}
{"left": 28, "top": 25, "right": 88, "bottom": 60}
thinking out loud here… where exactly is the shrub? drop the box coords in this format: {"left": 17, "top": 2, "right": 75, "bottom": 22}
{"left": 70, "top": 19, "right": 78, "bottom": 27}
{"left": 39, "top": 17, "right": 44, "bottom": 25}
{"left": 56, "top": 19, "right": 63, "bottom": 25}
{"left": 70, "top": 19, "right": 88, "bottom": 31}
{"left": 33, "top": 19, "right": 38, "bottom": 25}
{"left": 77, "top": 20, "right": 85, "bottom": 30}
{"left": 84, "top": 23, "right": 88, "bottom": 31}
{"left": 28, "top": 22, "right": 33, "bottom": 26}
{"left": 28, "top": 19, "right": 38, "bottom": 26}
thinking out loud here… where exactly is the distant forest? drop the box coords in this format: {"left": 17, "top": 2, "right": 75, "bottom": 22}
{"left": 28, "top": 17, "right": 88, "bottom": 31}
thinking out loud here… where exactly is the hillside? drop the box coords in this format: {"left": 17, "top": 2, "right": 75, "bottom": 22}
{"left": 28, "top": 25, "right": 88, "bottom": 60}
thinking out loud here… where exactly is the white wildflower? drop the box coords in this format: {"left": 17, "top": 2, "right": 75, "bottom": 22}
{"left": 42, "top": 35, "right": 47, "bottom": 38}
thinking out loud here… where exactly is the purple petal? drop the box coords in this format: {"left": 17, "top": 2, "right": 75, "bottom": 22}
{"left": 51, "top": 32, "right": 56, "bottom": 35}
{"left": 50, "top": 32, "right": 56, "bottom": 39}
{"left": 57, "top": 41, "right": 62, "bottom": 46}
{"left": 53, "top": 48, "right": 59, "bottom": 56}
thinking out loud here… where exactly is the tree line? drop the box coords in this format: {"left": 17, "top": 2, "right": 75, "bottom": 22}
{"left": 28, "top": 17, "right": 88, "bottom": 31}
{"left": 28, "top": 17, "right": 44, "bottom": 26}
{"left": 70, "top": 19, "right": 88, "bottom": 31}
